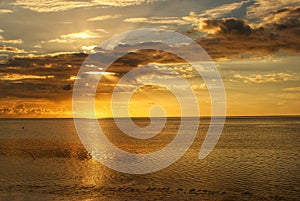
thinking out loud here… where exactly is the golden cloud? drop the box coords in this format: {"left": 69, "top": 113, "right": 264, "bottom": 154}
{"left": 88, "top": 14, "right": 122, "bottom": 22}
{"left": 12, "top": 0, "right": 162, "bottom": 13}
{"left": 233, "top": 73, "right": 298, "bottom": 83}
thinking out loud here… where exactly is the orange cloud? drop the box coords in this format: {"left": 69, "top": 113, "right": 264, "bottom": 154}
{"left": 233, "top": 73, "right": 298, "bottom": 83}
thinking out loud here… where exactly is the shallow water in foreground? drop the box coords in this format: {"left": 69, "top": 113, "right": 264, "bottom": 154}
{"left": 0, "top": 117, "right": 299, "bottom": 201}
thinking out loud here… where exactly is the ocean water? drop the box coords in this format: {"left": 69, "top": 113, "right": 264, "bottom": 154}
{"left": 0, "top": 117, "right": 299, "bottom": 201}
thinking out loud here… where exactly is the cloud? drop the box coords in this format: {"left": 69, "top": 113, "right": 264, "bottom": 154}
{"left": 247, "top": 0, "right": 300, "bottom": 19}
{"left": 12, "top": 0, "right": 161, "bottom": 13}
{"left": 95, "top": 0, "right": 161, "bottom": 7}
{"left": 96, "top": 29, "right": 109, "bottom": 33}
{"left": 183, "top": 0, "right": 255, "bottom": 31}
{"left": 283, "top": 86, "right": 300, "bottom": 91}
{"left": 0, "top": 9, "right": 13, "bottom": 14}
{"left": 197, "top": 1, "right": 246, "bottom": 19}
{"left": 0, "top": 53, "right": 87, "bottom": 101}
{"left": 233, "top": 73, "right": 298, "bottom": 83}
{"left": 61, "top": 31, "right": 101, "bottom": 39}
{"left": 0, "top": 73, "right": 54, "bottom": 81}
{"left": 0, "top": 45, "right": 199, "bottom": 102}
{"left": 195, "top": 18, "right": 273, "bottom": 59}
{"left": 187, "top": 7, "right": 300, "bottom": 60}
{"left": 0, "top": 54, "right": 9, "bottom": 64}
{"left": 123, "top": 17, "right": 148, "bottom": 23}
{"left": 12, "top": 0, "right": 94, "bottom": 13}
{"left": 0, "top": 45, "right": 26, "bottom": 53}
{"left": 48, "top": 30, "right": 101, "bottom": 43}
{"left": 0, "top": 102, "right": 70, "bottom": 117}
{"left": 261, "top": 7, "right": 300, "bottom": 25}
{"left": 260, "top": 7, "right": 300, "bottom": 44}
{"left": 0, "top": 39, "right": 23, "bottom": 44}
{"left": 199, "top": 18, "right": 252, "bottom": 34}
{"left": 88, "top": 14, "right": 122, "bottom": 22}
{"left": 124, "top": 16, "right": 189, "bottom": 25}
{"left": 0, "top": 42, "right": 298, "bottom": 117}
{"left": 268, "top": 93, "right": 300, "bottom": 100}
{"left": 81, "top": 45, "right": 97, "bottom": 53}
{"left": 0, "top": 29, "right": 23, "bottom": 44}
{"left": 47, "top": 39, "right": 68, "bottom": 43}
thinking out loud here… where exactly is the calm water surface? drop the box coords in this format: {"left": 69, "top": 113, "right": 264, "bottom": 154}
{"left": 0, "top": 117, "right": 299, "bottom": 200}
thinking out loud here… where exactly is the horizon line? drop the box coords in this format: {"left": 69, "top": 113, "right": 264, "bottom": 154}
{"left": 0, "top": 115, "right": 300, "bottom": 120}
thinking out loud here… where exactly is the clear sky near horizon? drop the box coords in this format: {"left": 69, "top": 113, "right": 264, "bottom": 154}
{"left": 0, "top": 0, "right": 299, "bottom": 117}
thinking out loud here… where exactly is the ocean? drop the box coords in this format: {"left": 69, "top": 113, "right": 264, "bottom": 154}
{"left": 0, "top": 117, "right": 299, "bottom": 201}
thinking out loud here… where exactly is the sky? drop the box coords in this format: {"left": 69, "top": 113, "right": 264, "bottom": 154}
{"left": 0, "top": 0, "right": 299, "bottom": 118}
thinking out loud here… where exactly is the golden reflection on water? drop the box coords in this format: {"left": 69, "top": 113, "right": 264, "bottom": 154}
{"left": 99, "top": 118, "right": 177, "bottom": 154}
{"left": 79, "top": 159, "right": 106, "bottom": 187}
{"left": 0, "top": 118, "right": 299, "bottom": 200}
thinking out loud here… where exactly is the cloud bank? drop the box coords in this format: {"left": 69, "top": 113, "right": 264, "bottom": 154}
{"left": 188, "top": 7, "right": 300, "bottom": 60}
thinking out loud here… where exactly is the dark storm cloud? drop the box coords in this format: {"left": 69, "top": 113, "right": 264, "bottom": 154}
{"left": 0, "top": 53, "right": 87, "bottom": 101}
{"left": 202, "top": 18, "right": 252, "bottom": 35}
{"left": 0, "top": 45, "right": 26, "bottom": 53}
{"left": 192, "top": 7, "right": 300, "bottom": 60}
{"left": 266, "top": 7, "right": 300, "bottom": 42}
{"left": 0, "top": 48, "right": 189, "bottom": 101}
